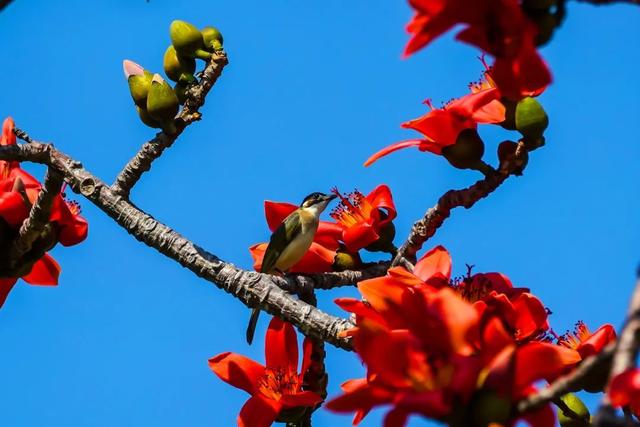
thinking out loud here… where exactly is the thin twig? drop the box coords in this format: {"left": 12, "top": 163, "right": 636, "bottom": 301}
{"left": 392, "top": 141, "right": 526, "bottom": 267}
{"left": 8, "top": 168, "right": 63, "bottom": 266}
{"left": 0, "top": 140, "right": 354, "bottom": 350}
{"left": 111, "top": 51, "right": 228, "bottom": 198}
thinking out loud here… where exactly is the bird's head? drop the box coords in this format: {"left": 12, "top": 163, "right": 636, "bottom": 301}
{"left": 300, "top": 192, "right": 337, "bottom": 215}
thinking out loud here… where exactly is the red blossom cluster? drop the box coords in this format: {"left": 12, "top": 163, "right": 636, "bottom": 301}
{"left": 0, "top": 117, "right": 88, "bottom": 307}
{"left": 326, "top": 246, "right": 615, "bottom": 426}
{"left": 249, "top": 184, "right": 397, "bottom": 273}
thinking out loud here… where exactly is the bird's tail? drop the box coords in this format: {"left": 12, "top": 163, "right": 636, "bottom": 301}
{"left": 246, "top": 307, "right": 260, "bottom": 345}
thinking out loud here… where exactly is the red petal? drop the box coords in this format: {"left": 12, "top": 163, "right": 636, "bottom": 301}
{"left": 366, "top": 185, "right": 397, "bottom": 225}
{"left": 238, "top": 396, "right": 281, "bottom": 427}
{"left": 383, "top": 407, "right": 409, "bottom": 427}
{"left": 280, "top": 391, "right": 323, "bottom": 408}
{"left": 515, "top": 342, "right": 581, "bottom": 391}
{"left": 578, "top": 324, "right": 616, "bottom": 359}
{"left": 315, "top": 221, "right": 342, "bottom": 250}
{"left": 0, "top": 191, "right": 30, "bottom": 227}
{"left": 343, "top": 222, "right": 380, "bottom": 252}
{"left": 264, "top": 201, "right": 297, "bottom": 232}
{"left": 1, "top": 117, "right": 16, "bottom": 146}
{"left": 325, "top": 382, "right": 393, "bottom": 414}
{"left": 402, "top": 110, "right": 463, "bottom": 149}
{"left": 512, "top": 293, "right": 549, "bottom": 341}
{"left": 23, "top": 254, "right": 60, "bottom": 286}
{"left": 413, "top": 245, "right": 452, "bottom": 283}
{"left": 300, "top": 337, "right": 313, "bottom": 380}
{"left": 265, "top": 317, "right": 298, "bottom": 371}
{"left": 520, "top": 402, "right": 556, "bottom": 427}
{"left": 472, "top": 99, "right": 506, "bottom": 124}
{"left": 0, "top": 278, "right": 18, "bottom": 308}
{"left": 208, "top": 352, "right": 265, "bottom": 395}
{"left": 364, "top": 140, "right": 422, "bottom": 167}
{"left": 357, "top": 276, "right": 408, "bottom": 315}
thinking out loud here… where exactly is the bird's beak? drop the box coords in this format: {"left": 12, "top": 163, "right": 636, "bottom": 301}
{"left": 326, "top": 194, "right": 338, "bottom": 202}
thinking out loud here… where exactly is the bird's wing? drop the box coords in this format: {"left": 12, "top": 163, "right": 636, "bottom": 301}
{"left": 260, "top": 210, "right": 302, "bottom": 274}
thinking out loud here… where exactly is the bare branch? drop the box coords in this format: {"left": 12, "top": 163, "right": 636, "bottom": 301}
{"left": 111, "top": 51, "right": 229, "bottom": 198}
{"left": 392, "top": 141, "right": 526, "bottom": 267}
{"left": 277, "top": 262, "right": 390, "bottom": 292}
{"left": 0, "top": 140, "right": 354, "bottom": 350}
{"left": 7, "top": 168, "right": 63, "bottom": 266}
{"left": 0, "top": 0, "right": 14, "bottom": 13}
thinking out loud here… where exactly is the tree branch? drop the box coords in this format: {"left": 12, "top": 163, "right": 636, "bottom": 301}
{"left": 0, "top": 139, "right": 354, "bottom": 350}
{"left": 7, "top": 168, "right": 63, "bottom": 266}
{"left": 392, "top": 141, "right": 526, "bottom": 267}
{"left": 111, "top": 51, "right": 229, "bottom": 198}
{"left": 0, "top": 0, "right": 14, "bottom": 13}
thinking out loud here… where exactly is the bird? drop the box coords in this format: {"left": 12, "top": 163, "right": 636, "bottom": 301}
{"left": 246, "top": 192, "right": 337, "bottom": 344}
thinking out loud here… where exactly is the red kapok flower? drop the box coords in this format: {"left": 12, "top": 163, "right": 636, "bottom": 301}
{"left": 609, "top": 368, "right": 640, "bottom": 417}
{"left": 208, "top": 317, "right": 323, "bottom": 427}
{"left": 558, "top": 321, "right": 616, "bottom": 359}
{"left": 249, "top": 200, "right": 342, "bottom": 273}
{"left": 0, "top": 254, "right": 60, "bottom": 308}
{"left": 365, "top": 88, "right": 504, "bottom": 166}
{"left": 329, "top": 185, "right": 397, "bottom": 252}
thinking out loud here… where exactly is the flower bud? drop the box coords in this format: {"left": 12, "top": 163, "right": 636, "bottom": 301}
{"left": 170, "top": 20, "right": 211, "bottom": 60}
{"left": 497, "top": 140, "right": 528, "bottom": 175}
{"left": 533, "top": 13, "right": 557, "bottom": 46}
{"left": 333, "top": 248, "right": 362, "bottom": 271}
{"left": 364, "top": 221, "right": 396, "bottom": 253}
{"left": 201, "top": 26, "right": 224, "bottom": 52}
{"left": 442, "top": 128, "right": 485, "bottom": 170}
{"left": 558, "top": 393, "right": 590, "bottom": 427}
{"left": 515, "top": 97, "right": 548, "bottom": 140}
{"left": 163, "top": 45, "right": 196, "bottom": 83}
{"left": 123, "top": 60, "right": 154, "bottom": 108}
{"left": 146, "top": 74, "right": 180, "bottom": 134}
{"left": 136, "top": 106, "right": 161, "bottom": 129}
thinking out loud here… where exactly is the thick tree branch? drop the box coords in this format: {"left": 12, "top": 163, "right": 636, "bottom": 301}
{"left": 392, "top": 141, "right": 526, "bottom": 267}
{"left": 278, "top": 262, "right": 389, "bottom": 292}
{"left": 0, "top": 140, "right": 354, "bottom": 350}
{"left": 8, "top": 168, "right": 63, "bottom": 266}
{"left": 111, "top": 51, "right": 228, "bottom": 198}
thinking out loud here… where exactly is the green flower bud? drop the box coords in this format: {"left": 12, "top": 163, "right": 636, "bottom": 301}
{"left": 136, "top": 106, "right": 161, "bottom": 129}
{"left": 170, "top": 20, "right": 211, "bottom": 60}
{"left": 515, "top": 97, "right": 549, "bottom": 140}
{"left": 333, "top": 248, "right": 362, "bottom": 271}
{"left": 442, "top": 128, "right": 486, "bottom": 171}
{"left": 146, "top": 74, "right": 180, "bottom": 134}
{"left": 471, "top": 391, "right": 511, "bottom": 427}
{"left": 558, "top": 393, "right": 590, "bottom": 427}
{"left": 123, "top": 60, "right": 154, "bottom": 108}
{"left": 364, "top": 221, "right": 396, "bottom": 253}
{"left": 201, "top": 26, "right": 224, "bottom": 52}
{"left": 163, "top": 45, "right": 196, "bottom": 83}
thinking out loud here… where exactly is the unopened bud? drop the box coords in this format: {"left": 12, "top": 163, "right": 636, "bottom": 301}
{"left": 170, "top": 20, "right": 211, "bottom": 60}
{"left": 442, "top": 128, "right": 486, "bottom": 170}
{"left": 558, "top": 393, "right": 590, "bottom": 427}
{"left": 364, "top": 221, "right": 396, "bottom": 253}
{"left": 163, "top": 45, "right": 196, "bottom": 83}
{"left": 534, "top": 13, "right": 557, "bottom": 47}
{"left": 146, "top": 74, "right": 179, "bottom": 125}
{"left": 201, "top": 26, "right": 224, "bottom": 52}
{"left": 497, "top": 140, "right": 528, "bottom": 175}
{"left": 123, "top": 60, "right": 155, "bottom": 109}
{"left": 515, "top": 97, "right": 548, "bottom": 140}
{"left": 136, "top": 106, "right": 161, "bottom": 129}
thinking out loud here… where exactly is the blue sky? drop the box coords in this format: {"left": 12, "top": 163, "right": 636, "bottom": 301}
{"left": 0, "top": 1, "right": 639, "bottom": 426}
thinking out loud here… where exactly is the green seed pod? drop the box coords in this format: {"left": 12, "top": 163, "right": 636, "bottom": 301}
{"left": 136, "top": 106, "right": 161, "bottom": 129}
{"left": 515, "top": 97, "right": 549, "bottom": 140}
{"left": 558, "top": 393, "right": 590, "bottom": 427}
{"left": 147, "top": 74, "right": 179, "bottom": 122}
{"left": 201, "top": 26, "right": 224, "bottom": 52}
{"left": 163, "top": 45, "right": 196, "bottom": 83}
{"left": 332, "top": 248, "right": 362, "bottom": 272}
{"left": 169, "top": 20, "right": 211, "bottom": 60}
{"left": 442, "top": 128, "right": 486, "bottom": 170}
{"left": 123, "top": 60, "right": 154, "bottom": 108}
{"left": 471, "top": 390, "right": 511, "bottom": 427}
